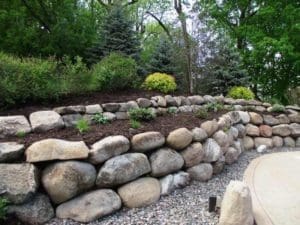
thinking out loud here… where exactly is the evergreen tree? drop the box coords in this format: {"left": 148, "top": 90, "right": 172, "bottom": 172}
{"left": 85, "top": 6, "right": 140, "bottom": 65}
{"left": 147, "top": 36, "right": 176, "bottom": 75}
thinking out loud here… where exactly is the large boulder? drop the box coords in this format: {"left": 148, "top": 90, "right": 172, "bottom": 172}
{"left": 245, "top": 124, "right": 260, "bottom": 137}
{"left": 0, "top": 116, "right": 31, "bottom": 138}
{"left": 272, "top": 124, "right": 291, "bottom": 137}
{"left": 53, "top": 105, "right": 85, "bottom": 114}
{"left": 288, "top": 113, "right": 300, "bottom": 123}
{"left": 237, "top": 111, "right": 250, "bottom": 124}
{"left": 212, "top": 155, "right": 225, "bottom": 175}
{"left": 152, "top": 96, "right": 167, "bottom": 107}
{"left": 188, "top": 95, "right": 204, "bottom": 105}
{"left": 165, "top": 95, "right": 177, "bottom": 106}
{"left": 119, "top": 101, "right": 139, "bottom": 112}
{"left": 42, "top": 161, "right": 96, "bottom": 204}
{"left": 200, "top": 120, "right": 218, "bottom": 137}
{"left": 272, "top": 136, "right": 283, "bottom": 147}
{"left": 117, "top": 177, "right": 161, "bottom": 208}
{"left": 296, "top": 137, "right": 300, "bottom": 147}
{"left": 254, "top": 137, "right": 273, "bottom": 148}
{"left": 180, "top": 142, "right": 204, "bottom": 168}
{"left": 249, "top": 112, "right": 263, "bottom": 125}
{"left": 259, "top": 125, "right": 272, "bottom": 137}
{"left": 192, "top": 127, "right": 208, "bottom": 142}
{"left": 203, "top": 138, "right": 222, "bottom": 162}
{"left": 62, "top": 114, "right": 82, "bottom": 127}
{"left": 218, "top": 115, "right": 232, "bottom": 130}
{"left": 290, "top": 123, "right": 300, "bottom": 137}
{"left": 8, "top": 193, "right": 54, "bottom": 225}
{"left": 137, "top": 98, "right": 152, "bottom": 108}
{"left": 227, "top": 111, "right": 241, "bottom": 124}
{"left": 166, "top": 128, "right": 193, "bottom": 150}
{"left": 234, "top": 124, "right": 246, "bottom": 138}
{"left": 29, "top": 111, "right": 64, "bottom": 132}
{"left": 56, "top": 189, "right": 121, "bottom": 223}
{"left": 0, "top": 163, "right": 39, "bottom": 204}
{"left": 276, "top": 114, "right": 290, "bottom": 124}
{"left": 213, "top": 130, "right": 230, "bottom": 148}
{"left": 243, "top": 136, "right": 254, "bottom": 150}
{"left": 187, "top": 163, "right": 213, "bottom": 182}
{"left": 283, "top": 137, "right": 295, "bottom": 147}
{"left": 26, "top": 139, "right": 89, "bottom": 162}
{"left": 89, "top": 135, "right": 130, "bottom": 164}
{"left": 102, "top": 103, "right": 120, "bottom": 112}
{"left": 160, "top": 171, "right": 190, "bottom": 196}
{"left": 96, "top": 153, "right": 151, "bottom": 187}
{"left": 263, "top": 115, "right": 280, "bottom": 126}
{"left": 0, "top": 142, "right": 24, "bottom": 162}
{"left": 86, "top": 104, "right": 103, "bottom": 114}
{"left": 219, "top": 181, "right": 254, "bottom": 225}
{"left": 225, "top": 147, "right": 240, "bottom": 165}
{"left": 131, "top": 132, "right": 165, "bottom": 153}
{"left": 150, "top": 148, "right": 184, "bottom": 177}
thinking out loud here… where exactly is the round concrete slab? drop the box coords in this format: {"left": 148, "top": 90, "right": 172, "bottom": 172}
{"left": 244, "top": 152, "right": 300, "bottom": 225}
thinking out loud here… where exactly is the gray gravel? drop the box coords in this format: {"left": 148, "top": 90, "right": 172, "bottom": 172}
{"left": 47, "top": 148, "right": 298, "bottom": 225}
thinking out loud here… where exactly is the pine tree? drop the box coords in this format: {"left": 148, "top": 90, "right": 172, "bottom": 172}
{"left": 85, "top": 6, "right": 140, "bottom": 65}
{"left": 147, "top": 37, "right": 175, "bottom": 75}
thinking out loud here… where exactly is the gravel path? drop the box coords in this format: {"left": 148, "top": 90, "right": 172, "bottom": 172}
{"left": 47, "top": 148, "right": 299, "bottom": 225}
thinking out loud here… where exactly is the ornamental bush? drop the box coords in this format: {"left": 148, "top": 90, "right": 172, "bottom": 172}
{"left": 128, "top": 108, "right": 155, "bottom": 122}
{"left": 142, "top": 72, "right": 176, "bottom": 93}
{"left": 91, "top": 52, "right": 137, "bottom": 91}
{"left": 227, "top": 86, "right": 255, "bottom": 100}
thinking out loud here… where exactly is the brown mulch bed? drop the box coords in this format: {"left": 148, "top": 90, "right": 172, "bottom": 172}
{"left": 0, "top": 89, "right": 178, "bottom": 117}
{"left": 3, "top": 111, "right": 227, "bottom": 148}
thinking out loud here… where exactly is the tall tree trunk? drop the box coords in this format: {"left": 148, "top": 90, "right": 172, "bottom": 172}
{"left": 174, "top": 0, "right": 193, "bottom": 94}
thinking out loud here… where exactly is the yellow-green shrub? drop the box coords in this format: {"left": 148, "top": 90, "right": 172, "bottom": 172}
{"left": 228, "top": 86, "right": 255, "bottom": 100}
{"left": 142, "top": 72, "right": 176, "bottom": 93}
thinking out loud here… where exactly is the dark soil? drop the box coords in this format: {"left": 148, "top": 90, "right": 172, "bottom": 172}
{"left": 3, "top": 111, "right": 227, "bottom": 148}
{"left": 0, "top": 89, "right": 176, "bottom": 117}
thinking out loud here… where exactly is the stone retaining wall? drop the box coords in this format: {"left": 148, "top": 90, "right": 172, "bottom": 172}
{"left": 0, "top": 96, "right": 299, "bottom": 224}
{"left": 1, "top": 94, "right": 299, "bottom": 138}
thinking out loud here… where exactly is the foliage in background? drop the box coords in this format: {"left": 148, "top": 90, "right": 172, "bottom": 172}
{"left": 128, "top": 108, "right": 155, "bottom": 122}
{"left": 228, "top": 86, "right": 255, "bottom": 100}
{"left": 270, "top": 104, "right": 285, "bottom": 113}
{"left": 0, "top": 197, "right": 8, "bottom": 220}
{"left": 142, "top": 72, "right": 177, "bottom": 93}
{"left": 91, "top": 52, "right": 138, "bottom": 91}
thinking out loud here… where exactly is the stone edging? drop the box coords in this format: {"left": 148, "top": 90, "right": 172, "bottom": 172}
{"left": 1, "top": 94, "right": 299, "bottom": 138}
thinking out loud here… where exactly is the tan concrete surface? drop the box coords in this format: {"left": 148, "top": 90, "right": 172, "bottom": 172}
{"left": 244, "top": 152, "right": 300, "bottom": 225}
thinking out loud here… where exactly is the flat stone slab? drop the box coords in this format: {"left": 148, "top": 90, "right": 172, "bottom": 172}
{"left": 244, "top": 151, "right": 300, "bottom": 225}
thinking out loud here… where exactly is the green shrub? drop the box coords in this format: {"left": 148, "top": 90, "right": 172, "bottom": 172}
{"left": 205, "top": 102, "right": 224, "bottom": 112}
{"left": 91, "top": 52, "right": 137, "bottom": 90}
{"left": 0, "top": 197, "right": 8, "bottom": 220}
{"left": 270, "top": 104, "right": 285, "bottom": 112}
{"left": 16, "top": 131, "right": 26, "bottom": 138}
{"left": 227, "top": 86, "right": 255, "bottom": 100}
{"left": 195, "top": 108, "right": 208, "bottom": 119}
{"left": 130, "top": 119, "right": 141, "bottom": 129}
{"left": 168, "top": 107, "right": 177, "bottom": 114}
{"left": 76, "top": 119, "right": 90, "bottom": 133}
{"left": 92, "top": 113, "right": 109, "bottom": 124}
{"left": 128, "top": 108, "right": 155, "bottom": 122}
{"left": 142, "top": 72, "right": 177, "bottom": 93}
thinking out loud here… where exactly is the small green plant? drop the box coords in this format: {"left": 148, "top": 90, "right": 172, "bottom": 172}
{"left": 16, "top": 131, "right": 26, "bottom": 138}
{"left": 128, "top": 108, "right": 155, "bottom": 122}
{"left": 228, "top": 86, "right": 255, "bottom": 100}
{"left": 142, "top": 72, "right": 177, "bottom": 93}
{"left": 92, "top": 113, "right": 109, "bottom": 124}
{"left": 130, "top": 119, "right": 141, "bottom": 129}
{"left": 270, "top": 104, "right": 285, "bottom": 112}
{"left": 76, "top": 119, "right": 90, "bottom": 133}
{"left": 195, "top": 108, "right": 208, "bottom": 119}
{"left": 205, "top": 102, "right": 224, "bottom": 112}
{"left": 168, "top": 107, "right": 177, "bottom": 114}
{"left": 0, "top": 197, "right": 9, "bottom": 220}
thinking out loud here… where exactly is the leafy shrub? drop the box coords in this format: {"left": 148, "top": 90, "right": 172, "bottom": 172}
{"left": 206, "top": 102, "right": 224, "bottom": 112}
{"left": 195, "top": 108, "right": 208, "bottom": 119}
{"left": 270, "top": 104, "right": 285, "bottom": 112}
{"left": 128, "top": 108, "right": 155, "bottom": 122}
{"left": 227, "top": 86, "right": 255, "bottom": 100}
{"left": 16, "top": 131, "right": 26, "bottom": 138}
{"left": 76, "top": 119, "right": 90, "bottom": 133}
{"left": 91, "top": 52, "right": 137, "bottom": 90}
{"left": 168, "top": 107, "right": 177, "bottom": 114}
{"left": 142, "top": 72, "right": 177, "bottom": 93}
{"left": 0, "top": 197, "right": 8, "bottom": 220}
{"left": 130, "top": 119, "right": 141, "bottom": 129}
{"left": 92, "top": 113, "right": 109, "bottom": 124}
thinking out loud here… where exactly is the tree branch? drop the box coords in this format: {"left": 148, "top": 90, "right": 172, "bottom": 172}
{"left": 146, "top": 11, "right": 172, "bottom": 41}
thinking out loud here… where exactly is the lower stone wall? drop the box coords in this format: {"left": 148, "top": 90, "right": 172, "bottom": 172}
{"left": 0, "top": 110, "right": 299, "bottom": 224}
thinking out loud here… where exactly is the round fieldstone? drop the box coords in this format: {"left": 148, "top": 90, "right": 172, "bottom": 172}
{"left": 254, "top": 137, "right": 273, "bottom": 148}
{"left": 203, "top": 138, "right": 222, "bottom": 162}
{"left": 272, "top": 124, "right": 291, "bottom": 137}
{"left": 213, "top": 130, "right": 229, "bottom": 148}
{"left": 180, "top": 142, "right": 204, "bottom": 168}
{"left": 0, "top": 142, "right": 24, "bottom": 163}
{"left": 245, "top": 124, "right": 260, "bottom": 137}
{"left": 187, "top": 163, "right": 213, "bottom": 182}
{"left": 272, "top": 136, "right": 283, "bottom": 147}
{"left": 192, "top": 127, "right": 208, "bottom": 142}
{"left": 225, "top": 147, "right": 240, "bottom": 165}
{"left": 29, "top": 111, "right": 64, "bottom": 132}
{"left": 0, "top": 115, "right": 31, "bottom": 138}
{"left": 131, "top": 132, "right": 165, "bottom": 153}
{"left": 166, "top": 128, "right": 193, "bottom": 150}
{"left": 249, "top": 112, "right": 263, "bottom": 125}
{"left": 259, "top": 125, "right": 272, "bottom": 137}
{"left": 283, "top": 137, "right": 295, "bottom": 147}
{"left": 243, "top": 136, "right": 255, "bottom": 151}
{"left": 201, "top": 120, "right": 218, "bottom": 137}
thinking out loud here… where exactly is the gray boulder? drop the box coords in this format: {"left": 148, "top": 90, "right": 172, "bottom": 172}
{"left": 284, "top": 137, "right": 295, "bottom": 147}
{"left": 272, "top": 136, "right": 283, "bottom": 147}
{"left": 137, "top": 98, "right": 152, "bottom": 108}
{"left": 0, "top": 115, "right": 31, "bottom": 138}
{"left": 8, "top": 193, "right": 54, "bottom": 225}
{"left": 192, "top": 127, "right": 208, "bottom": 142}
{"left": 272, "top": 124, "right": 291, "bottom": 137}
{"left": 166, "top": 128, "right": 193, "bottom": 150}
{"left": 150, "top": 148, "right": 184, "bottom": 177}
{"left": 53, "top": 105, "right": 85, "bottom": 114}
{"left": 263, "top": 115, "right": 280, "bottom": 125}
{"left": 29, "top": 111, "right": 64, "bottom": 131}
{"left": 102, "top": 103, "right": 120, "bottom": 112}
{"left": 119, "top": 101, "right": 139, "bottom": 112}
{"left": 288, "top": 113, "right": 300, "bottom": 123}
{"left": 188, "top": 95, "right": 204, "bottom": 105}
{"left": 180, "top": 142, "right": 204, "bottom": 168}
{"left": 245, "top": 124, "right": 260, "bottom": 137}
{"left": 254, "top": 137, "right": 273, "bottom": 148}
{"left": 290, "top": 123, "right": 300, "bottom": 137}
{"left": 200, "top": 120, "right": 218, "bottom": 137}
{"left": 62, "top": 114, "right": 82, "bottom": 127}
{"left": 160, "top": 171, "right": 190, "bottom": 196}
{"left": 86, "top": 104, "right": 103, "bottom": 114}
{"left": 89, "top": 135, "right": 130, "bottom": 164}
{"left": 243, "top": 136, "right": 254, "bottom": 150}
{"left": 249, "top": 112, "right": 263, "bottom": 125}
{"left": 0, "top": 142, "right": 24, "bottom": 162}
{"left": 225, "top": 147, "right": 240, "bottom": 164}
{"left": 96, "top": 153, "right": 151, "bottom": 187}
{"left": 0, "top": 163, "right": 39, "bottom": 204}
{"left": 42, "top": 161, "right": 96, "bottom": 204}
{"left": 213, "top": 130, "right": 230, "bottom": 148}
{"left": 187, "top": 163, "right": 213, "bottom": 182}
{"left": 203, "top": 138, "right": 222, "bottom": 162}
{"left": 56, "top": 189, "right": 121, "bottom": 223}
{"left": 131, "top": 132, "right": 165, "bottom": 153}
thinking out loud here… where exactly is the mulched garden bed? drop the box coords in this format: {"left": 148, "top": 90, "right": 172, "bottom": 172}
{"left": 0, "top": 89, "right": 177, "bottom": 117}
{"left": 3, "top": 111, "right": 228, "bottom": 148}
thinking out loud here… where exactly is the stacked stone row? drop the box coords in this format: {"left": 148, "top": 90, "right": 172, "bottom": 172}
{"left": 1, "top": 94, "right": 299, "bottom": 138}
{"left": 1, "top": 110, "right": 299, "bottom": 224}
